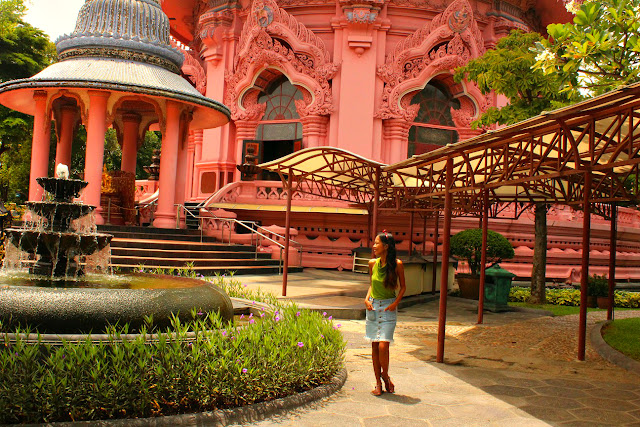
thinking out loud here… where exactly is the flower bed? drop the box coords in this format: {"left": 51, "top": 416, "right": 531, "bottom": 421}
{"left": 0, "top": 276, "right": 345, "bottom": 424}
{"left": 509, "top": 286, "right": 640, "bottom": 308}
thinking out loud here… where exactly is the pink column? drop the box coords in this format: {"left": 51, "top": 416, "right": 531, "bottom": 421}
{"left": 174, "top": 115, "right": 190, "bottom": 228}
{"left": 29, "top": 91, "right": 51, "bottom": 201}
{"left": 154, "top": 100, "right": 182, "bottom": 229}
{"left": 55, "top": 105, "right": 76, "bottom": 169}
{"left": 382, "top": 118, "right": 412, "bottom": 164}
{"left": 301, "top": 115, "right": 329, "bottom": 148}
{"left": 121, "top": 113, "right": 141, "bottom": 175}
{"left": 83, "top": 90, "right": 110, "bottom": 224}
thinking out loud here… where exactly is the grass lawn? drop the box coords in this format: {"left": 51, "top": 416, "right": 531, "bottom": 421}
{"left": 602, "top": 318, "right": 640, "bottom": 361}
{"left": 508, "top": 302, "right": 602, "bottom": 316}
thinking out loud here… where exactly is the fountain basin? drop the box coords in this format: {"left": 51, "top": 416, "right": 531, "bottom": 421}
{"left": 5, "top": 229, "right": 112, "bottom": 255}
{"left": 0, "top": 274, "right": 233, "bottom": 333}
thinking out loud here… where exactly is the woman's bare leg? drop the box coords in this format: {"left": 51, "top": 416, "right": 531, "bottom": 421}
{"left": 379, "top": 341, "right": 394, "bottom": 392}
{"left": 371, "top": 342, "right": 383, "bottom": 394}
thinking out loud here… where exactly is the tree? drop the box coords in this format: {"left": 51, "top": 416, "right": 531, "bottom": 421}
{"left": 533, "top": 0, "right": 640, "bottom": 98}
{"left": 454, "top": 30, "right": 579, "bottom": 128}
{"left": 0, "top": 0, "right": 54, "bottom": 202}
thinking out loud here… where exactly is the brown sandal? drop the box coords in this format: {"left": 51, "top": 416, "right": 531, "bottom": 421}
{"left": 382, "top": 376, "right": 395, "bottom": 393}
{"left": 371, "top": 383, "right": 384, "bottom": 396}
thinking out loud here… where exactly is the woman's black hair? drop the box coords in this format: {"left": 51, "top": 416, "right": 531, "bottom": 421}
{"left": 377, "top": 232, "right": 398, "bottom": 290}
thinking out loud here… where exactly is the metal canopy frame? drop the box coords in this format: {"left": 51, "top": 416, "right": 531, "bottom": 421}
{"left": 259, "top": 82, "right": 640, "bottom": 363}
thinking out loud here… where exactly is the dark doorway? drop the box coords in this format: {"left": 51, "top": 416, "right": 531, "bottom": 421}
{"left": 261, "top": 139, "right": 295, "bottom": 180}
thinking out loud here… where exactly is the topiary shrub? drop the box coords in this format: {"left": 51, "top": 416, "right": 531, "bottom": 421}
{"left": 450, "top": 229, "right": 515, "bottom": 276}
{"left": 587, "top": 274, "right": 609, "bottom": 297}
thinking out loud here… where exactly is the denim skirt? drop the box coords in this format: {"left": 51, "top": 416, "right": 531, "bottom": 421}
{"left": 365, "top": 297, "right": 397, "bottom": 343}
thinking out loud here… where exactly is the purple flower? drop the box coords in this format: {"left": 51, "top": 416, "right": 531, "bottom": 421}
{"left": 197, "top": 311, "right": 203, "bottom": 316}
{"left": 297, "top": 342, "right": 304, "bottom": 347}
{"left": 252, "top": 301, "right": 256, "bottom": 305}
{"left": 242, "top": 368, "right": 248, "bottom": 373}
{"left": 249, "top": 313, "right": 253, "bottom": 318}
{"left": 295, "top": 311, "right": 301, "bottom": 317}
{"left": 222, "top": 330, "right": 227, "bottom": 336}
{"left": 243, "top": 284, "right": 248, "bottom": 288}
{"left": 336, "top": 324, "right": 342, "bottom": 328}
{"left": 249, "top": 318, "right": 255, "bottom": 324}
{"left": 240, "top": 314, "right": 245, "bottom": 319}
{"left": 187, "top": 342, "right": 192, "bottom": 347}
{"left": 275, "top": 316, "right": 280, "bottom": 322}
{"left": 320, "top": 334, "right": 324, "bottom": 338}
{"left": 322, "top": 312, "right": 327, "bottom": 317}
{"left": 328, "top": 315, "right": 333, "bottom": 320}
{"left": 260, "top": 313, "right": 265, "bottom": 318}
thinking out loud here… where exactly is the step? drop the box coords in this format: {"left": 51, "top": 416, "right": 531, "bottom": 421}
{"left": 112, "top": 264, "right": 303, "bottom": 276}
{"left": 110, "top": 255, "right": 281, "bottom": 268}
{"left": 110, "top": 247, "right": 272, "bottom": 260}
{"left": 110, "top": 238, "right": 256, "bottom": 252}
{"left": 98, "top": 225, "right": 204, "bottom": 236}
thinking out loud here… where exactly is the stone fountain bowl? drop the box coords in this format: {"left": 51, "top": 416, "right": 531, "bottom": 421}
{"left": 26, "top": 201, "right": 94, "bottom": 226}
{"left": 0, "top": 274, "right": 234, "bottom": 334}
{"left": 4, "top": 230, "right": 112, "bottom": 256}
{"left": 36, "top": 177, "right": 88, "bottom": 202}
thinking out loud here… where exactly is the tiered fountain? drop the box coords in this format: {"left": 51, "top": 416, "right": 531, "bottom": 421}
{"left": 0, "top": 171, "right": 233, "bottom": 334}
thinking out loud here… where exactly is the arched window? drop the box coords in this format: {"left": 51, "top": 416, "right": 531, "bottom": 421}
{"left": 255, "top": 76, "right": 303, "bottom": 141}
{"left": 407, "top": 82, "right": 460, "bottom": 157}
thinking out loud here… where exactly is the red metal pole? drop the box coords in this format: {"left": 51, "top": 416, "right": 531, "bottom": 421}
{"left": 436, "top": 157, "right": 453, "bottom": 364}
{"left": 282, "top": 178, "right": 294, "bottom": 297}
{"left": 371, "top": 168, "right": 380, "bottom": 247}
{"left": 422, "top": 214, "right": 427, "bottom": 255}
{"left": 478, "top": 189, "right": 489, "bottom": 324}
{"left": 431, "top": 212, "right": 439, "bottom": 294}
{"left": 578, "top": 170, "right": 592, "bottom": 361}
{"left": 409, "top": 211, "right": 415, "bottom": 255}
{"left": 608, "top": 203, "right": 617, "bottom": 321}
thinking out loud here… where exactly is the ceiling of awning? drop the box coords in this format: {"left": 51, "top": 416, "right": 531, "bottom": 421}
{"left": 259, "top": 82, "right": 640, "bottom": 214}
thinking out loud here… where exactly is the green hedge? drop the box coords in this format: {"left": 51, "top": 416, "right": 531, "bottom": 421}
{"left": 0, "top": 277, "right": 346, "bottom": 424}
{"left": 509, "top": 287, "right": 640, "bottom": 308}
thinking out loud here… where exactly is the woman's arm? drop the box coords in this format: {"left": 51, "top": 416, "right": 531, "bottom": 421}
{"left": 385, "top": 260, "right": 406, "bottom": 311}
{"left": 364, "top": 258, "right": 375, "bottom": 310}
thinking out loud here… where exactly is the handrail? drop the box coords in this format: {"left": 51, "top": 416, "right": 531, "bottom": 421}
{"left": 174, "top": 204, "right": 303, "bottom": 272}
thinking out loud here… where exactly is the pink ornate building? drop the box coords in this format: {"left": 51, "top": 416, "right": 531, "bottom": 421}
{"left": 154, "top": 0, "right": 640, "bottom": 280}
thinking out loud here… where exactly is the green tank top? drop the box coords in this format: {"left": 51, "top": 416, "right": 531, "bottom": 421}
{"left": 371, "top": 258, "right": 397, "bottom": 300}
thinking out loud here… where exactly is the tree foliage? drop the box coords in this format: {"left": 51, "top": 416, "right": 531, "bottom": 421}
{"left": 450, "top": 229, "right": 515, "bottom": 277}
{"left": 454, "top": 30, "right": 579, "bottom": 128}
{"left": 534, "top": 0, "right": 640, "bottom": 98}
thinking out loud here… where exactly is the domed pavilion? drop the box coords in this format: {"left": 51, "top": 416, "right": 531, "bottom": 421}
{"left": 0, "top": 0, "right": 230, "bottom": 228}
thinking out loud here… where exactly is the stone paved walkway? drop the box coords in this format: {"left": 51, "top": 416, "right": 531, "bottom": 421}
{"left": 230, "top": 272, "right": 640, "bottom": 427}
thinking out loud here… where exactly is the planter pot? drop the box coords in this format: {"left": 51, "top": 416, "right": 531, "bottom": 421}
{"left": 587, "top": 296, "right": 598, "bottom": 308}
{"left": 457, "top": 274, "right": 480, "bottom": 300}
{"left": 597, "top": 296, "right": 610, "bottom": 309}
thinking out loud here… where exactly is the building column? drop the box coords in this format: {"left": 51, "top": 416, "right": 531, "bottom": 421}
{"left": 29, "top": 91, "right": 51, "bottom": 201}
{"left": 382, "top": 118, "right": 412, "bottom": 164}
{"left": 301, "top": 115, "right": 329, "bottom": 148}
{"left": 235, "top": 119, "right": 260, "bottom": 166}
{"left": 55, "top": 105, "right": 76, "bottom": 170}
{"left": 83, "top": 90, "right": 111, "bottom": 223}
{"left": 154, "top": 100, "right": 182, "bottom": 229}
{"left": 174, "top": 114, "right": 192, "bottom": 228}
{"left": 121, "top": 113, "right": 141, "bottom": 175}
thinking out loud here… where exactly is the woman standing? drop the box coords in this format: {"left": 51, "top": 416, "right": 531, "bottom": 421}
{"left": 364, "top": 231, "right": 406, "bottom": 396}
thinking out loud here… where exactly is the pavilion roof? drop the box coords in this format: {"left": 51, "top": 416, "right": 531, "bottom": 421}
{"left": 259, "top": 82, "right": 640, "bottom": 214}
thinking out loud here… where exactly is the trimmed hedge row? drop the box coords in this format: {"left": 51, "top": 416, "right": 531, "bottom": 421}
{"left": 509, "top": 286, "right": 640, "bottom": 308}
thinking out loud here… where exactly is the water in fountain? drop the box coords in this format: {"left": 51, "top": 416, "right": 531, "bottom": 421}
{"left": 0, "top": 175, "right": 233, "bottom": 334}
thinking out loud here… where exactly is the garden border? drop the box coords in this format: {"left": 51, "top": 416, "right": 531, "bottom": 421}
{"left": 15, "top": 368, "right": 347, "bottom": 427}
{"left": 590, "top": 321, "right": 640, "bottom": 373}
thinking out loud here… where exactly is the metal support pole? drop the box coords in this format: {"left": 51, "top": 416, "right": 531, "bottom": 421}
{"left": 176, "top": 205, "right": 181, "bottom": 229}
{"left": 282, "top": 179, "right": 294, "bottom": 296}
{"left": 431, "top": 212, "right": 439, "bottom": 294}
{"left": 409, "top": 211, "right": 414, "bottom": 255}
{"left": 578, "top": 170, "right": 592, "bottom": 361}
{"left": 608, "top": 203, "right": 617, "bottom": 321}
{"left": 478, "top": 189, "right": 489, "bottom": 324}
{"left": 436, "top": 157, "right": 453, "bottom": 364}
{"left": 371, "top": 168, "right": 380, "bottom": 247}
{"left": 422, "top": 215, "right": 427, "bottom": 255}
{"left": 107, "top": 198, "right": 111, "bottom": 224}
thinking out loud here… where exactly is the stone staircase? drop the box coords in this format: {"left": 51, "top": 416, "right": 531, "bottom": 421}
{"left": 99, "top": 225, "right": 302, "bottom": 276}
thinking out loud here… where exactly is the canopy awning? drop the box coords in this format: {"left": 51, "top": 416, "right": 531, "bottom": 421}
{"left": 207, "top": 202, "right": 368, "bottom": 215}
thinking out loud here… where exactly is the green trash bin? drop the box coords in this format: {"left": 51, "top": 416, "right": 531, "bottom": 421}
{"left": 484, "top": 264, "right": 515, "bottom": 312}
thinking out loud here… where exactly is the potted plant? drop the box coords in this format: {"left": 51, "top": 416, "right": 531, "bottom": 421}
{"left": 587, "top": 274, "right": 609, "bottom": 309}
{"left": 450, "top": 228, "right": 515, "bottom": 299}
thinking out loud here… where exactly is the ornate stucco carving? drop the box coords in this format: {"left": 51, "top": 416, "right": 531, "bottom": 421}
{"left": 225, "top": 0, "right": 338, "bottom": 120}
{"left": 180, "top": 48, "right": 207, "bottom": 95}
{"left": 376, "top": 0, "right": 487, "bottom": 121}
